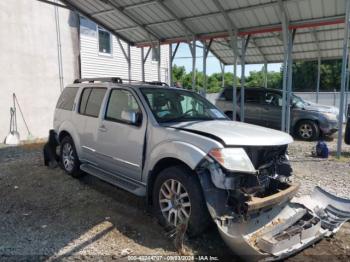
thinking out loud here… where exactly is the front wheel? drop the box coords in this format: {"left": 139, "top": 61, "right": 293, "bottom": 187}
{"left": 295, "top": 120, "right": 320, "bottom": 141}
{"left": 153, "top": 165, "right": 211, "bottom": 237}
{"left": 60, "top": 136, "right": 82, "bottom": 178}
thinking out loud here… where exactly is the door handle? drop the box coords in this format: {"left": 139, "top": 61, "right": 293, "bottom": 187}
{"left": 99, "top": 125, "right": 107, "bottom": 132}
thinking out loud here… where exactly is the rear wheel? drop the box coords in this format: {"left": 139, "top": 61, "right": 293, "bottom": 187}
{"left": 295, "top": 120, "right": 320, "bottom": 141}
{"left": 60, "top": 136, "right": 82, "bottom": 178}
{"left": 153, "top": 165, "right": 211, "bottom": 237}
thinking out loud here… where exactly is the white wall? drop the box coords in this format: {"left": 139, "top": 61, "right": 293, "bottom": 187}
{"left": 80, "top": 17, "right": 169, "bottom": 82}
{"left": 0, "top": 0, "right": 79, "bottom": 141}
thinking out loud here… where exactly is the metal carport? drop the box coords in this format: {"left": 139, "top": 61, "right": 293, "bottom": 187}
{"left": 40, "top": 0, "right": 350, "bottom": 156}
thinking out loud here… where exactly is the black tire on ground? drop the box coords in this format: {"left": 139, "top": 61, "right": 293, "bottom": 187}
{"left": 152, "top": 165, "right": 211, "bottom": 237}
{"left": 60, "top": 136, "right": 83, "bottom": 178}
{"left": 345, "top": 118, "right": 350, "bottom": 145}
{"left": 295, "top": 120, "right": 320, "bottom": 141}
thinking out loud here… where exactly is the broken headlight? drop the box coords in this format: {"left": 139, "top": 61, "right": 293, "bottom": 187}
{"left": 209, "top": 148, "right": 256, "bottom": 174}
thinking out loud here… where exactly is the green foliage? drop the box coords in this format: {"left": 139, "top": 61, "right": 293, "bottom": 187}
{"left": 172, "top": 60, "right": 342, "bottom": 93}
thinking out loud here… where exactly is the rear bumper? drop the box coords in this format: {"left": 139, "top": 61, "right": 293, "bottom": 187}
{"left": 215, "top": 187, "right": 350, "bottom": 260}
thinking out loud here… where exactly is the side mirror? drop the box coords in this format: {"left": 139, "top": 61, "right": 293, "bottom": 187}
{"left": 121, "top": 111, "right": 142, "bottom": 126}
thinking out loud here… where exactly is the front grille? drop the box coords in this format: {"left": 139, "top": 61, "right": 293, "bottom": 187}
{"left": 244, "top": 145, "right": 288, "bottom": 169}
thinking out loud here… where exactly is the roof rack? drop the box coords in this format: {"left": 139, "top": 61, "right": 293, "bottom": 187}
{"left": 145, "top": 81, "right": 169, "bottom": 87}
{"left": 73, "top": 77, "right": 123, "bottom": 84}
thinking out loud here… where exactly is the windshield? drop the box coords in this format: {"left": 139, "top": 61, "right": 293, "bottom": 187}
{"left": 292, "top": 94, "right": 307, "bottom": 108}
{"left": 141, "top": 88, "right": 227, "bottom": 123}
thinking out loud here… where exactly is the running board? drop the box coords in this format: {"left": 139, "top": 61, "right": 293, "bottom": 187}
{"left": 80, "top": 163, "right": 146, "bottom": 196}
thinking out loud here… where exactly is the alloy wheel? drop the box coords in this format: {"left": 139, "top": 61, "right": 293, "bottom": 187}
{"left": 159, "top": 179, "right": 191, "bottom": 226}
{"left": 299, "top": 123, "right": 313, "bottom": 139}
{"left": 62, "top": 143, "right": 75, "bottom": 172}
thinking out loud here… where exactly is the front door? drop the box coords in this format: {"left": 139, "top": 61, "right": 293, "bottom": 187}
{"left": 243, "top": 89, "right": 265, "bottom": 126}
{"left": 96, "top": 88, "right": 146, "bottom": 181}
{"left": 261, "top": 91, "right": 283, "bottom": 129}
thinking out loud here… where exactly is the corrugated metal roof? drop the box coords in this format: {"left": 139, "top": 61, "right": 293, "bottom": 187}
{"left": 61, "top": 0, "right": 347, "bottom": 64}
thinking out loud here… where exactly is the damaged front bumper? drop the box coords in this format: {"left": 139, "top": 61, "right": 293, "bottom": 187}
{"left": 197, "top": 154, "right": 350, "bottom": 261}
{"left": 216, "top": 186, "right": 350, "bottom": 260}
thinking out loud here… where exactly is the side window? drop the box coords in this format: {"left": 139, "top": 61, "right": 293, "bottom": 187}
{"left": 265, "top": 92, "right": 282, "bottom": 107}
{"left": 56, "top": 87, "right": 78, "bottom": 111}
{"left": 79, "top": 88, "right": 106, "bottom": 117}
{"left": 245, "top": 91, "right": 263, "bottom": 104}
{"left": 223, "top": 88, "right": 232, "bottom": 101}
{"left": 98, "top": 27, "right": 112, "bottom": 55}
{"left": 105, "top": 89, "right": 141, "bottom": 124}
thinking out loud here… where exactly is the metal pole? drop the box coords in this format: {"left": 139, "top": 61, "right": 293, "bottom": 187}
{"left": 221, "top": 63, "right": 225, "bottom": 88}
{"left": 240, "top": 36, "right": 250, "bottom": 122}
{"left": 316, "top": 56, "right": 321, "bottom": 103}
{"left": 232, "top": 58, "right": 237, "bottom": 121}
{"left": 168, "top": 44, "right": 172, "bottom": 86}
{"left": 54, "top": 0, "right": 64, "bottom": 92}
{"left": 264, "top": 62, "right": 268, "bottom": 88}
{"left": 336, "top": 0, "right": 350, "bottom": 158}
{"left": 203, "top": 44, "right": 207, "bottom": 95}
{"left": 127, "top": 44, "right": 131, "bottom": 83}
{"left": 191, "top": 40, "right": 196, "bottom": 91}
{"left": 232, "top": 31, "right": 238, "bottom": 121}
{"left": 141, "top": 47, "right": 145, "bottom": 82}
{"left": 281, "top": 17, "right": 289, "bottom": 132}
{"left": 286, "top": 30, "right": 294, "bottom": 134}
{"left": 158, "top": 42, "right": 161, "bottom": 82}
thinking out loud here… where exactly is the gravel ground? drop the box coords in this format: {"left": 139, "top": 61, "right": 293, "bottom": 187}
{"left": 0, "top": 140, "right": 349, "bottom": 261}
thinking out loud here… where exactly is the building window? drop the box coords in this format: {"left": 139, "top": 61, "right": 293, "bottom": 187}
{"left": 98, "top": 27, "right": 112, "bottom": 55}
{"left": 152, "top": 46, "right": 160, "bottom": 62}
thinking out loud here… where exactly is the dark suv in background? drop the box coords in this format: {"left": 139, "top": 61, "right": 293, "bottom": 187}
{"left": 215, "top": 87, "right": 339, "bottom": 140}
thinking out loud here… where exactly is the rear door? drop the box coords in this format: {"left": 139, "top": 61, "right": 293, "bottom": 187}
{"left": 77, "top": 87, "right": 107, "bottom": 164}
{"left": 95, "top": 88, "right": 146, "bottom": 181}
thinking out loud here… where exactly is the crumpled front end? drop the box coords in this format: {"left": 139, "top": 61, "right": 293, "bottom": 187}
{"left": 196, "top": 145, "right": 350, "bottom": 260}
{"left": 216, "top": 186, "right": 350, "bottom": 260}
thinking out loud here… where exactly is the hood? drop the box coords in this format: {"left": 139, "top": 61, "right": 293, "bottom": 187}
{"left": 166, "top": 120, "right": 293, "bottom": 146}
{"left": 303, "top": 100, "right": 339, "bottom": 115}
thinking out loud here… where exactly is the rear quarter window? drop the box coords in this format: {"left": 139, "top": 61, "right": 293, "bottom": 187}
{"left": 56, "top": 87, "right": 79, "bottom": 110}
{"left": 79, "top": 87, "right": 107, "bottom": 118}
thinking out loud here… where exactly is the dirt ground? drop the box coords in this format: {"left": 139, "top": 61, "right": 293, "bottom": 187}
{"left": 0, "top": 140, "right": 349, "bottom": 262}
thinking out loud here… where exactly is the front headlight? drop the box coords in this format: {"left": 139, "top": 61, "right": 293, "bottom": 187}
{"left": 324, "top": 112, "right": 338, "bottom": 121}
{"left": 209, "top": 148, "right": 256, "bottom": 173}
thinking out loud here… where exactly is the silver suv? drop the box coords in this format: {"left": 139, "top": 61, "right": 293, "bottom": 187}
{"left": 53, "top": 78, "right": 350, "bottom": 259}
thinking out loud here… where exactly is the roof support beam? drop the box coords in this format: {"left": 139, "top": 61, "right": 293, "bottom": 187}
{"left": 136, "top": 15, "right": 345, "bottom": 47}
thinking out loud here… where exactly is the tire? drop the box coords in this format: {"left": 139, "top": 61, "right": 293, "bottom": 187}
{"left": 295, "top": 120, "right": 320, "bottom": 141}
{"left": 152, "top": 165, "right": 211, "bottom": 237}
{"left": 60, "top": 136, "right": 82, "bottom": 178}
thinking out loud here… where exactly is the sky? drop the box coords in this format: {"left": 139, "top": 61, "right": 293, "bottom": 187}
{"left": 172, "top": 42, "right": 282, "bottom": 76}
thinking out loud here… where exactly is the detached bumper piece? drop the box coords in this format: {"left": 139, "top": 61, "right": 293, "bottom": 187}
{"left": 216, "top": 186, "right": 350, "bottom": 261}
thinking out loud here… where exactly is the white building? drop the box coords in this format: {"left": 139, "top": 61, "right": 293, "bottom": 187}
{"left": 0, "top": 0, "right": 169, "bottom": 142}
{"left": 80, "top": 17, "right": 170, "bottom": 82}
